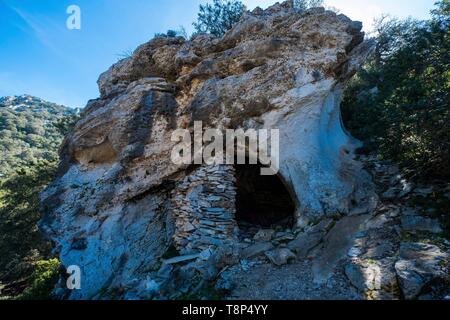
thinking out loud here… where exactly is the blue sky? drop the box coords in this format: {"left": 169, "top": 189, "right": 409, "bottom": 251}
{"left": 0, "top": 0, "right": 437, "bottom": 108}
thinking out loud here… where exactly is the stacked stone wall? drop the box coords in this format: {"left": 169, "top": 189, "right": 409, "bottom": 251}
{"left": 171, "top": 165, "right": 238, "bottom": 254}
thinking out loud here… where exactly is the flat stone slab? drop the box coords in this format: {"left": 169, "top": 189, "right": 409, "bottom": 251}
{"left": 242, "top": 242, "right": 275, "bottom": 259}
{"left": 395, "top": 242, "right": 449, "bottom": 300}
{"left": 401, "top": 214, "right": 443, "bottom": 234}
{"left": 265, "top": 248, "right": 296, "bottom": 266}
{"left": 253, "top": 229, "right": 275, "bottom": 242}
{"left": 287, "top": 231, "right": 324, "bottom": 258}
{"left": 162, "top": 254, "right": 200, "bottom": 265}
{"left": 312, "top": 214, "right": 372, "bottom": 284}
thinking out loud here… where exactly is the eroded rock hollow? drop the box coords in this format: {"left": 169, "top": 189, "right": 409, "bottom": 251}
{"left": 40, "top": 2, "right": 377, "bottom": 299}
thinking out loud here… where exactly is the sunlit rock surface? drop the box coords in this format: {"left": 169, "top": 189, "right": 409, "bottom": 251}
{"left": 40, "top": 1, "right": 376, "bottom": 300}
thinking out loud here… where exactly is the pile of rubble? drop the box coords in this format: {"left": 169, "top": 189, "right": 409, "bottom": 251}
{"left": 341, "top": 154, "right": 449, "bottom": 300}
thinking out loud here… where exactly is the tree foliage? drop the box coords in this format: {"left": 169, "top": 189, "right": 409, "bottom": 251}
{"left": 19, "top": 259, "right": 60, "bottom": 300}
{"left": 294, "top": 0, "right": 324, "bottom": 11}
{"left": 154, "top": 27, "right": 188, "bottom": 39}
{"left": 0, "top": 95, "right": 77, "bottom": 298}
{"left": 0, "top": 161, "right": 58, "bottom": 283}
{"left": 0, "top": 95, "right": 78, "bottom": 177}
{"left": 193, "top": 0, "right": 246, "bottom": 37}
{"left": 342, "top": 0, "right": 450, "bottom": 180}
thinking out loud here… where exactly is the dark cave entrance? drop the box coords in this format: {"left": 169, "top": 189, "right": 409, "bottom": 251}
{"left": 235, "top": 163, "right": 296, "bottom": 231}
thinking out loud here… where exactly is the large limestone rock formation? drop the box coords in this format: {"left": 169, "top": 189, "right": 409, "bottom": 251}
{"left": 40, "top": 2, "right": 376, "bottom": 299}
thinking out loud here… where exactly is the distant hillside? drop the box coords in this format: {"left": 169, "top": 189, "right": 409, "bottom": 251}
{"left": 0, "top": 95, "right": 79, "bottom": 299}
{"left": 0, "top": 95, "right": 78, "bottom": 178}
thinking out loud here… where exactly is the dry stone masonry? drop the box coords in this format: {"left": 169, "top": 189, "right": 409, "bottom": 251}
{"left": 172, "top": 165, "right": 238, "bottom": 254}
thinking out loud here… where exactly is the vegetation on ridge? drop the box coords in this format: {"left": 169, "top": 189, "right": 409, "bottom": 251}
{"left": 342, "top": 0, "right": 450, "bottom": 181}
{"left": 0, "top": 95, "right": 79, "bottom": 299}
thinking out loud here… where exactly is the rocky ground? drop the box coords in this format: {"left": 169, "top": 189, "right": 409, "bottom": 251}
{"left": 211, "top": 154, "right": 450, "bottom": 300}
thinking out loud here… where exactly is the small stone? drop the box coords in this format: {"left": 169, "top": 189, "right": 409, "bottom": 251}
{"left": 395, "top": 242, "right": 449, "bottom": 300}
{"left": 399, "top": 180, "right": 414, "bottom": 198}
{"left": 348, "top": 247, "right": 362, "bottom": 258}
{"left": 382, "top": 188, "right": 398, "bottom": 200}
{"left": 182, "top": 222, "right": 196, "bottom": 232}
{"left": 203, "top": 207, "right": 225, "bottom": 213}
{"left": 345, "top": 262, "right": 382, "bottom": 292}
{"left": 365, "top": 214, "right": 390, "bottom": 230}
{"left": 401, "top": 214, "right": 443, "bottom": 234}
{"left": 253, "top": 229, "right": 275, "bottom": 242}
{"left": 142, "top": 279, "right": 159, "bottom": 292}
{"left": 215, "top": 271, "right": 234, "bottom": 291}
{"left": 287, "top": 231, "right": 324, "bottom": 258}
{"left": 413, "top": 186, "right": 434, "bottom": 196}
{"left": 388, "top": 208, "right": 400, "bottom": 218}
{"left": 349, "top": 206, "right": 369, "bottom": 216}
{"left": 306, "top": 219, "right": 334, "bottom": 234}
{"left": 199, "top": 248, "right": 214, "bottom": 261}
{"left": 389, "top": 174, "right": 402, "bottom": 186}
{"left": 196, "top": 236, "right": 225, "bottom": 246}
{"left": 240, "top": 259, "right": 251, "bottom": 272}
{"left": 200, "top": 220, "right": 216, "bottom": 227}
{"left": 363, "top": 243, "right": 394, "bottom": 259}
{"left": 241, "top": 242, "right": 275, "bottom": 259}
{"left": 265, "top": 248, "right": 296, "bottom": 266}
{"left": 206, "top": 196, "right": 222, "bottom": 202}
{"left": 157, "top": 264, "right": 173, "bottom": 280}
{"left": 274, "top": 233, "right": 295, "bottom": 242}
{"left": 180, "top": 206, "right": 193, "bottom": 212}
{"left": 355, "top": 231, "right": 367, "bottom": 238}
{"left": 162, "top": 254, "right": 200, "bottom": 265}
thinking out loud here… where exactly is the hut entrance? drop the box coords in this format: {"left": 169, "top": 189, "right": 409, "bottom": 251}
{"left": 234, "top": 163, "right": 295, "bottom": 232}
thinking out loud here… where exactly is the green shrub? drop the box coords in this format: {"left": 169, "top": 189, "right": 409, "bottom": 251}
{"left": 0, "top": 161, "right": 58, "bottom": 284}
{"left": 0, "top": 95, "right": 76, "bottom": 177}
{"left": 193, "top": 0, "right": 246, "bottom": 37}
{"left": 0, "top": 96, "right": 76, "bottom": 297}
{"left": 154, "top": 27, "right": 187, "bottom": 39}
{"left": 19, "top": 259, "right": 60, "bottom": 300}
{"left": 341, "top": 1, "right": 450, "bottom": 181}
{"left": 294, "top": 0, "right": 324, "bottom": 11}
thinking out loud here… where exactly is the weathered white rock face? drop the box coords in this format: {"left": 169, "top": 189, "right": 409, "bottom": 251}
{"left": 40, "top": 1, "right": 375, "bottom": 299}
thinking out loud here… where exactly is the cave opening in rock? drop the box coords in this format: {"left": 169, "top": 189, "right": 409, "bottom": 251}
{"left": 235, "top": 163, "right": 296, "bottom": 231}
